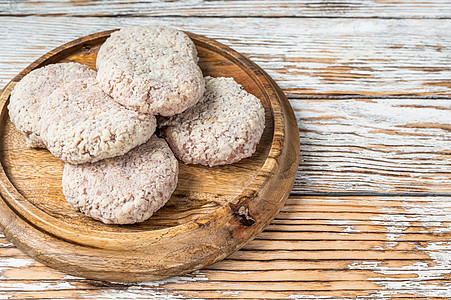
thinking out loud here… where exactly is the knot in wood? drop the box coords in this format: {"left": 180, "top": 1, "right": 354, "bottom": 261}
{"left": 235, "top": 204, "right": 256, "bottom": 227}
{"left": 81, "top": 44, "right": 91, "bottom": 53}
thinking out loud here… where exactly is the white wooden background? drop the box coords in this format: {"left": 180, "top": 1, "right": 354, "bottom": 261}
{"left": 1, "top": 0, "right": 451, "bottom": 299}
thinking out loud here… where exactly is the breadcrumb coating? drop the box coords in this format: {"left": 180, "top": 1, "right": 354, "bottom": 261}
{"left": 39, "top": 77, "right": 156, "bottom": 164}
{"left": 8, "top": 62, "right": 95, "bottom": 147}
{"left": 159, "top": 76, "right": 265, "bottom": 167}
{"left": 63, "top": 136, "right": 178, "bottom": 224}
{"left": 96, "top": 26, "right": 204, "bottom": 116}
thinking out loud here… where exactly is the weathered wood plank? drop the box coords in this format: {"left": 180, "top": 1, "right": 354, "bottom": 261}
{"left": 1, "top": 17, "right": 450, "bottom": 97}
{"left": 1, "top": 290, "right": 447, "bottom": 300}
{"left": 2, "top": 196, "right": 451, "bottom": 298}
{"left": 294, "top": 99, "right": 451, "bottom": 193}
{"left": 1, "top": 0, "right": 451, "bottom": 18}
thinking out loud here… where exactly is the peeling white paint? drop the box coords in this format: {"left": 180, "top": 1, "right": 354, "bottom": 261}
{"left": 63, "top": 274, "right": 83, "bottom": 280}
{"left": 328, "top": 219, "right": 362, "bottom": 235}
{"left": 1, "top": 17, "right": 451, "bottom": 98}
{"left": 217, "top": 291, "right": 242, "bottom": 297}
{"left": 85, "top": 289, "right": 191, "bottom": 300}
{"left": 0, "top": 258, "right": 34, "bottom": 279}
{"left": 0, "top": 281, "right": 75, "bottom": 291}
{"left": 81, "top": 271, "right": 209, "bottom": 299}
{"left": 349, "top": 196, "right": 451, "bottom": 297}
{"left": 294, "top": 99, "right": 451, "bottom": 193}
{"left": 372, "top": 241, "right": 399, "bottom": 251}
{"left": 0, "top": 235, "right": 12, "bottom": 248}
{"left": 288, "top": 295, "right": 338, "bottom": 299}
{"left": 136, "top": 271, "right": 208, "bottom": 287}
{"left": 2, "top": 1, "right": 450, "bottom": 18}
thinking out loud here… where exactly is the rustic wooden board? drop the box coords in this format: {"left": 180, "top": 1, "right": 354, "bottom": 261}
{"left": 2, "top": 195, "right": 451, "bottom": 299}
{"left": 1, "top": 17, "right": 451, "bottom": 99}
{"left": 1, "top": 0, "right": 451, "bottom": 18}
{"left": 0, "top": 30, "right": 299, "bottom": 282}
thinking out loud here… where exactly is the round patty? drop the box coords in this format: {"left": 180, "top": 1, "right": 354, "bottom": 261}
{"left": 97, "top": 25, "right": 198, "bottom": 63}
{"left": 8, "top": 62, "right": 95, "bottom": 147}
{"left": 63, "top": 136, "right": 178, "bottom": 225}
{"left": 39, "top": 77, "right": 156, "bottom": 164}
{"left": 96, "top": 26, "right": 205, "bottom": 116}
{"left": 159, "top": 76, "right": 266, "bottom": 167}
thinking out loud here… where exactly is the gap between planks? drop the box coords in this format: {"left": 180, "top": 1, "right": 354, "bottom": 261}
{"left": 2, "top": 14, "right": 451, "bottom": 20}
{"left": 1, "top": 0, "right": 451, "bottom": 19}
{"left": 290, "top": 191, "right": 451, "bottom": 197}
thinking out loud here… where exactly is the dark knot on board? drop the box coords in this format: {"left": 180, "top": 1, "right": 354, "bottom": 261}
{"left": 81, "top": 44, "right": 92, "bottom": 53}
{"left": 235, "top": 204, "right": 256, "bottom": 227}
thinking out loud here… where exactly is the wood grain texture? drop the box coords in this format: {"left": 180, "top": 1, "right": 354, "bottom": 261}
{"left": 1, "top": 0, "right": 451, "bottom": 18}
{"left": 2, "top": 195, "right": 451, "bottom": 299}
{"left": 0, "top": 30, "right": 299, "bottom": 281}
{"left": 1, "top": 17, "right": 451, "bottom": 98}
{"left": 1, "top": 1, "right": 451, "bottom": 298}
{"left": 294, "top": 98, "right": 451, "bottom": 194}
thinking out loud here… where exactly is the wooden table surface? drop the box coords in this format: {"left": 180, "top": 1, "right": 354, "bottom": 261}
{"left": 1, "top": 1, "right": 450, "bottom": 299}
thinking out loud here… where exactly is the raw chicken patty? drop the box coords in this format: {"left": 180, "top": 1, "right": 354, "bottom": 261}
{"left": 63, "top": 136, "right": 178, "bottom": 224}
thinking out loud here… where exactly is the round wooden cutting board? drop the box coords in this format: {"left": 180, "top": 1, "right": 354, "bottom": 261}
{"left": 0, "top": 30, "right": 300, "bottom": 282}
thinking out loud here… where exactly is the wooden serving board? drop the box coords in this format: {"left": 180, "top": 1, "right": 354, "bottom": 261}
{"left": 0, "top": 30, "right": 300, "bottom": 282}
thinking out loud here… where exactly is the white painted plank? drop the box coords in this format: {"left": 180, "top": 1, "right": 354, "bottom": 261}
{"left": 1, "top": 17, "right": 451, "bottom": 97}
{"left": 1, "top": 0, "right": 451, "bottom": 18}
{"left": 294, "top": 99, "right": 451, "bottom": 193}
